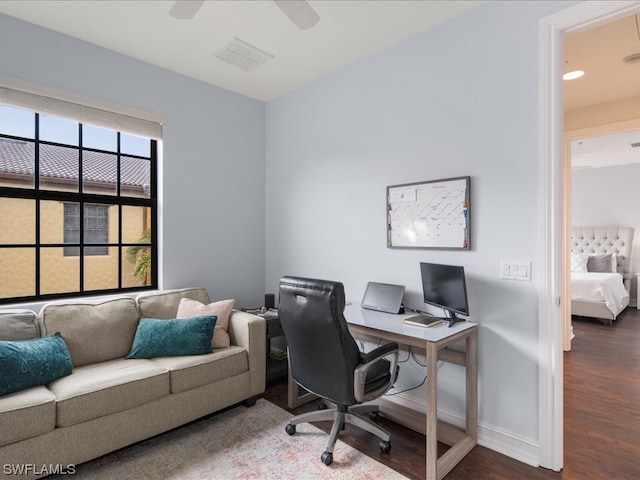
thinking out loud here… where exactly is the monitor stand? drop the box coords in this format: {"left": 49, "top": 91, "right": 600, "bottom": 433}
{"left": 447, "top": 313, "right": 467, "bottom": 328}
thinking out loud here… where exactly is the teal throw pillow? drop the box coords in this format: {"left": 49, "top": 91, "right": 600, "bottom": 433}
{"left": 126, "top": 315, "right": 217, "bottom": 359}
{"left": 0, "top": 333, "right": 73, "bottom": 396}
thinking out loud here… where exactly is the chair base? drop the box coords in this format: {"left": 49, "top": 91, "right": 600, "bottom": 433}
{"left": 286, "top": 402, "right": 391, "bottom": 461}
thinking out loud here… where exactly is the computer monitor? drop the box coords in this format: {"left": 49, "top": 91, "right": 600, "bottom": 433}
{"left": 419, "top": 262, "right": 469, "bottom": 327}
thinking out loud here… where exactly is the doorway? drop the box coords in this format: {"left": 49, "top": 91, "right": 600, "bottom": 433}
{"left": 539, "top": 0, "right": 640, "bottom": 471}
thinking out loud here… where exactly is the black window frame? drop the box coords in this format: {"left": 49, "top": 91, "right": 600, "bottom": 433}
{"left": 0, "top": 110, "right": 158, "bottom": 304}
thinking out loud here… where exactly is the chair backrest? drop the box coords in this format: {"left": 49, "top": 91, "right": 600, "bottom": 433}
{"left": 278, "top": 276, "right": 361, "bottom": 405}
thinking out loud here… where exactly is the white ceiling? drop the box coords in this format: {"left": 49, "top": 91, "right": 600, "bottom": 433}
{"left": 0, "top": 0, "right": 484, "bottom": 102}
{"left": 2, "top": 1, "right": 640, "bottom": 168}
{"left": 564, "top": 12, "right": 640, "bottom": 168}
{"left": 571, "top": 130, "right": 640, "bottom": 169}
{"left": 564, "top": 13, "right": 640, "bottom": 111}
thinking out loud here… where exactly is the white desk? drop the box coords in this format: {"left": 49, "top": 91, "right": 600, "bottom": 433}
{"left": 288, "top": 304, "right": 478, "bottom": 480}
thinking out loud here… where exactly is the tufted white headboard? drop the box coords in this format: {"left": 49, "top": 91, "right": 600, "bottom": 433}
{"left": 571, "top": 226, "right": 635, "bottom": 286}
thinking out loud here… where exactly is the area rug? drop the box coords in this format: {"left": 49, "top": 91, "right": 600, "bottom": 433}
{"left": 51, "top": 399, "right": 408, "bottom": 480}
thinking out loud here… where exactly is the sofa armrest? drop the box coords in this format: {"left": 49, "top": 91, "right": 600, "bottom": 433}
{"left": 228, "top": 310, "right": 266, "bottom": 396}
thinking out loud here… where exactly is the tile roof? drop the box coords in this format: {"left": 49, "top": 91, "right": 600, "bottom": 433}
{"left": 0, "top": 137, "right": 150, "bottom": 188}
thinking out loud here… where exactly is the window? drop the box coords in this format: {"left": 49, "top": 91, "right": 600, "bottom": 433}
{"left": 63, "top": 204, "right": 109, "bottom": 256}
{"left": 0, "top": 104, "right": 157, "bottom": 303}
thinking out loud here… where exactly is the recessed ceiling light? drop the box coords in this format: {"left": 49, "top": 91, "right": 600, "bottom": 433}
{"left": 563, "top": 70, "right": 584, "bottom": 80}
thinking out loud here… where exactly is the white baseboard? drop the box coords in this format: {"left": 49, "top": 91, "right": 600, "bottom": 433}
{"left": 378, "top": 393, "right": 539, "bottom": 468}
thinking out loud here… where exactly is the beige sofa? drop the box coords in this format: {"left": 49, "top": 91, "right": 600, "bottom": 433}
{"left": 0, "top": 288, "right": 266, "bottom": 479}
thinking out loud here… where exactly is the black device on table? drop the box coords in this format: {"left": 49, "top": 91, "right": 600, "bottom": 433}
{"left": 419, "top": 262, "right": 470, "bottom": 327}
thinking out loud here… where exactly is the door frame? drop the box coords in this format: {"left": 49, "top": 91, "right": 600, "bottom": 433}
{"left": 538, "top": 0, "right": 640, "bottom": 471}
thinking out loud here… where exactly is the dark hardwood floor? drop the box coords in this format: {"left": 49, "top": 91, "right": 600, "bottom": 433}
{"left": 563, "top": 309, "right": 640, "bottom": 480}
{"left": 264, "top": 308, "right": 640, "bottom": 479}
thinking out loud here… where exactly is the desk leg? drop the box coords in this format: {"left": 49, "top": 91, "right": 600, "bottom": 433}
{"left": 466, "top": 329, "right": 478, "bottom": 440}
{"left": 426, "top": 342, "right": 438, "bottom": 480}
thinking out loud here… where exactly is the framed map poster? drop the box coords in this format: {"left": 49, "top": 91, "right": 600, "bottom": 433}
{"left": 386, "top": 176, "right": 470, "bottom": 249}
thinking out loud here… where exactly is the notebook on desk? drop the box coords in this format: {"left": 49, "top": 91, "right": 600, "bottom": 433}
{"left": 403, "top": 314, "right": 444, "bottom": 328}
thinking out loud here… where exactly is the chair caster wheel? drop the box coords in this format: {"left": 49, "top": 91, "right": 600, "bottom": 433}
{"left": 318, "top": 402, "right": 328, "bottom": 410}
{"left": 285, "top": 423, "right": 296, "bottom": 436}
{"left": 369, "top": 410, "right": 380, "bottom": 420}
{"left": 321, "top": 451, "right": 333, "bottom": 465}
{"left": 380, "top": 440, "right": 392, "bottom": 453}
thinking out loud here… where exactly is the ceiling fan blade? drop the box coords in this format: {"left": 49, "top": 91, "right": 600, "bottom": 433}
{"left": 169, "top": 0, "right": 205, "bottom": 20}
{"left": 273, "top": 1, "right": 320, "bottom": 30}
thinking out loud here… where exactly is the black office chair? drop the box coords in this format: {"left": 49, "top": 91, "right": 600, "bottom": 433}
{"left": 278, "top": 276, "right": 400, "bottom": 465}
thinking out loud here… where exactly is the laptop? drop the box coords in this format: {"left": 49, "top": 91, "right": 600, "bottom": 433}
{"left": 361, "top": 282, "right": 405, "bottom": 314}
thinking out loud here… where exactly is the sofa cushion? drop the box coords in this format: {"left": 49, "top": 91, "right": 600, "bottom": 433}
{"left": 0, "top": 309, "right": 41, "bottom": 341}
{"left": 177, "top": 298, "right": 234, "bottom": 348}
{"left": 40, "top": 297, "right": 140, "bottom": 367}
{"left": 0, "top": 333, "right": 73, "bottom": 396}
{"left": 150, "top": 346, "right": 248, "bottom": 394}
{"left": 136, "top": 288, "right": 211, "bottom": 319}
{"left": 0, "top": 386, "right": 56, "bottom": 447}
{"left": 48, "top": 358, "right": 170, "bottom": 427}
{"left": 126, "top": 316, "right": 217, "bottom": 359}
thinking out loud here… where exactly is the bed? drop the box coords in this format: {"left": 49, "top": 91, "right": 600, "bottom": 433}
{"left": 570, "top": 226, "right": 634, "bottom": 325}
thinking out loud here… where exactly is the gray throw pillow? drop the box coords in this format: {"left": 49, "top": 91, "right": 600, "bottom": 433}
{"left": 587, "top": 254, "right": 615, "bottom": 273}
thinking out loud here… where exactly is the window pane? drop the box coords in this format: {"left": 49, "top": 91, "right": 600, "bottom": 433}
{"left": 122, "top": 246, "right": 151, "bottom": 287}
{"left": 84, "top": 204, "right": 109, "bottom": 240}
{"left": 0, "top": 248, "right": 35, "bottom": 298}
{"left": 121, "top": 156, "right": 150, "bottom": 198}
{"left": 122, "top": 206, "right": 150, "bottom": 243}
{"left": 0, "top": 198, "right": 35, "bottom": 244}
{"left": 83, "top": 124, "right": 116, "bottom": 151}
{"left": 41, "top": 200, "right": 69, "bottom": 244}
{"left": 0, "top": 137, "right": 35, "bottom": 188}
{"left": 85, "top": 246, "right": 118, "bottom": 291}
{"left": 84, "top": 203, "right": 111, "bottom": 256}
{"left": 121, "top": 133, "right": 150, "bottom": 157}
{"left": 83, "top": 150, "right": 117, "bottom": 195}
{"left": 0, "top": 105, "right": 34, "bottom": 139}
{"left": 40, "top": 247, "right": 79, "bottom": 295}
{"left": 39, "top": 114, "right": 78, "bottom": 145}
{"left": 39, "top": 144, "right": 79, "bottom": 192}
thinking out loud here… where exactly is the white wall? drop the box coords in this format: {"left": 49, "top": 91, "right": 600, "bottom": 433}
{"left": 266, "top": 0, "right": 574, "bottom": 465}
{"left": 572, "top": 163, "right": 640, "bottom": 298}
{"left": 0, "top": 14, "right": 266, "bottom": 309}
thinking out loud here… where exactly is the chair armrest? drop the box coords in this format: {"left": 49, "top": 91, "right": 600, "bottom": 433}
{"left": 360, "top": 342, "right": 398, "bottom": 364}
{"left": 354, "top": 342, "right": 399, "bottom": 403}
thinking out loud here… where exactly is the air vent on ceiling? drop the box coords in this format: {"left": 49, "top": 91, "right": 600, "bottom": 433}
{"left": 630, "top": 142, "right": 640, "bottom": 148}
{"left": 214, "top": 38, "right": 274, "bottom": 72}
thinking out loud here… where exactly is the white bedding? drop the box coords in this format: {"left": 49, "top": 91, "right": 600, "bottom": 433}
{"left": 571, "top": 272, "right": 630, "bottom": 316}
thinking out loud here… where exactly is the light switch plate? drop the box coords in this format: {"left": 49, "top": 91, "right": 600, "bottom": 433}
{"left": 500, "top": 260, "right": 532, "bottom": 281}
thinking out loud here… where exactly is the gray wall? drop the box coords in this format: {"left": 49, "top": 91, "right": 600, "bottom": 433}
{"left": 266, "top": 0, "right": 573, "bottom": 464}
{"left": 0, "top": 13, "right": 266, "bottom": 309}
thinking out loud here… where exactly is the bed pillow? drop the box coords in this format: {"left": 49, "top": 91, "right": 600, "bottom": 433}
{"left": 587, "top": 254, "right": 616, "bottom": 273}
{"left": 176, "top": 298, "right": 234, "bottom": 348}
{"left": 0, "top": 333, "right": 73, "bottom": 396}
{"left": 126, "top": 315, "right": 217, "bottom": 359}
{"left": 571, "top": 253, "right": 588, "bottom": 273}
